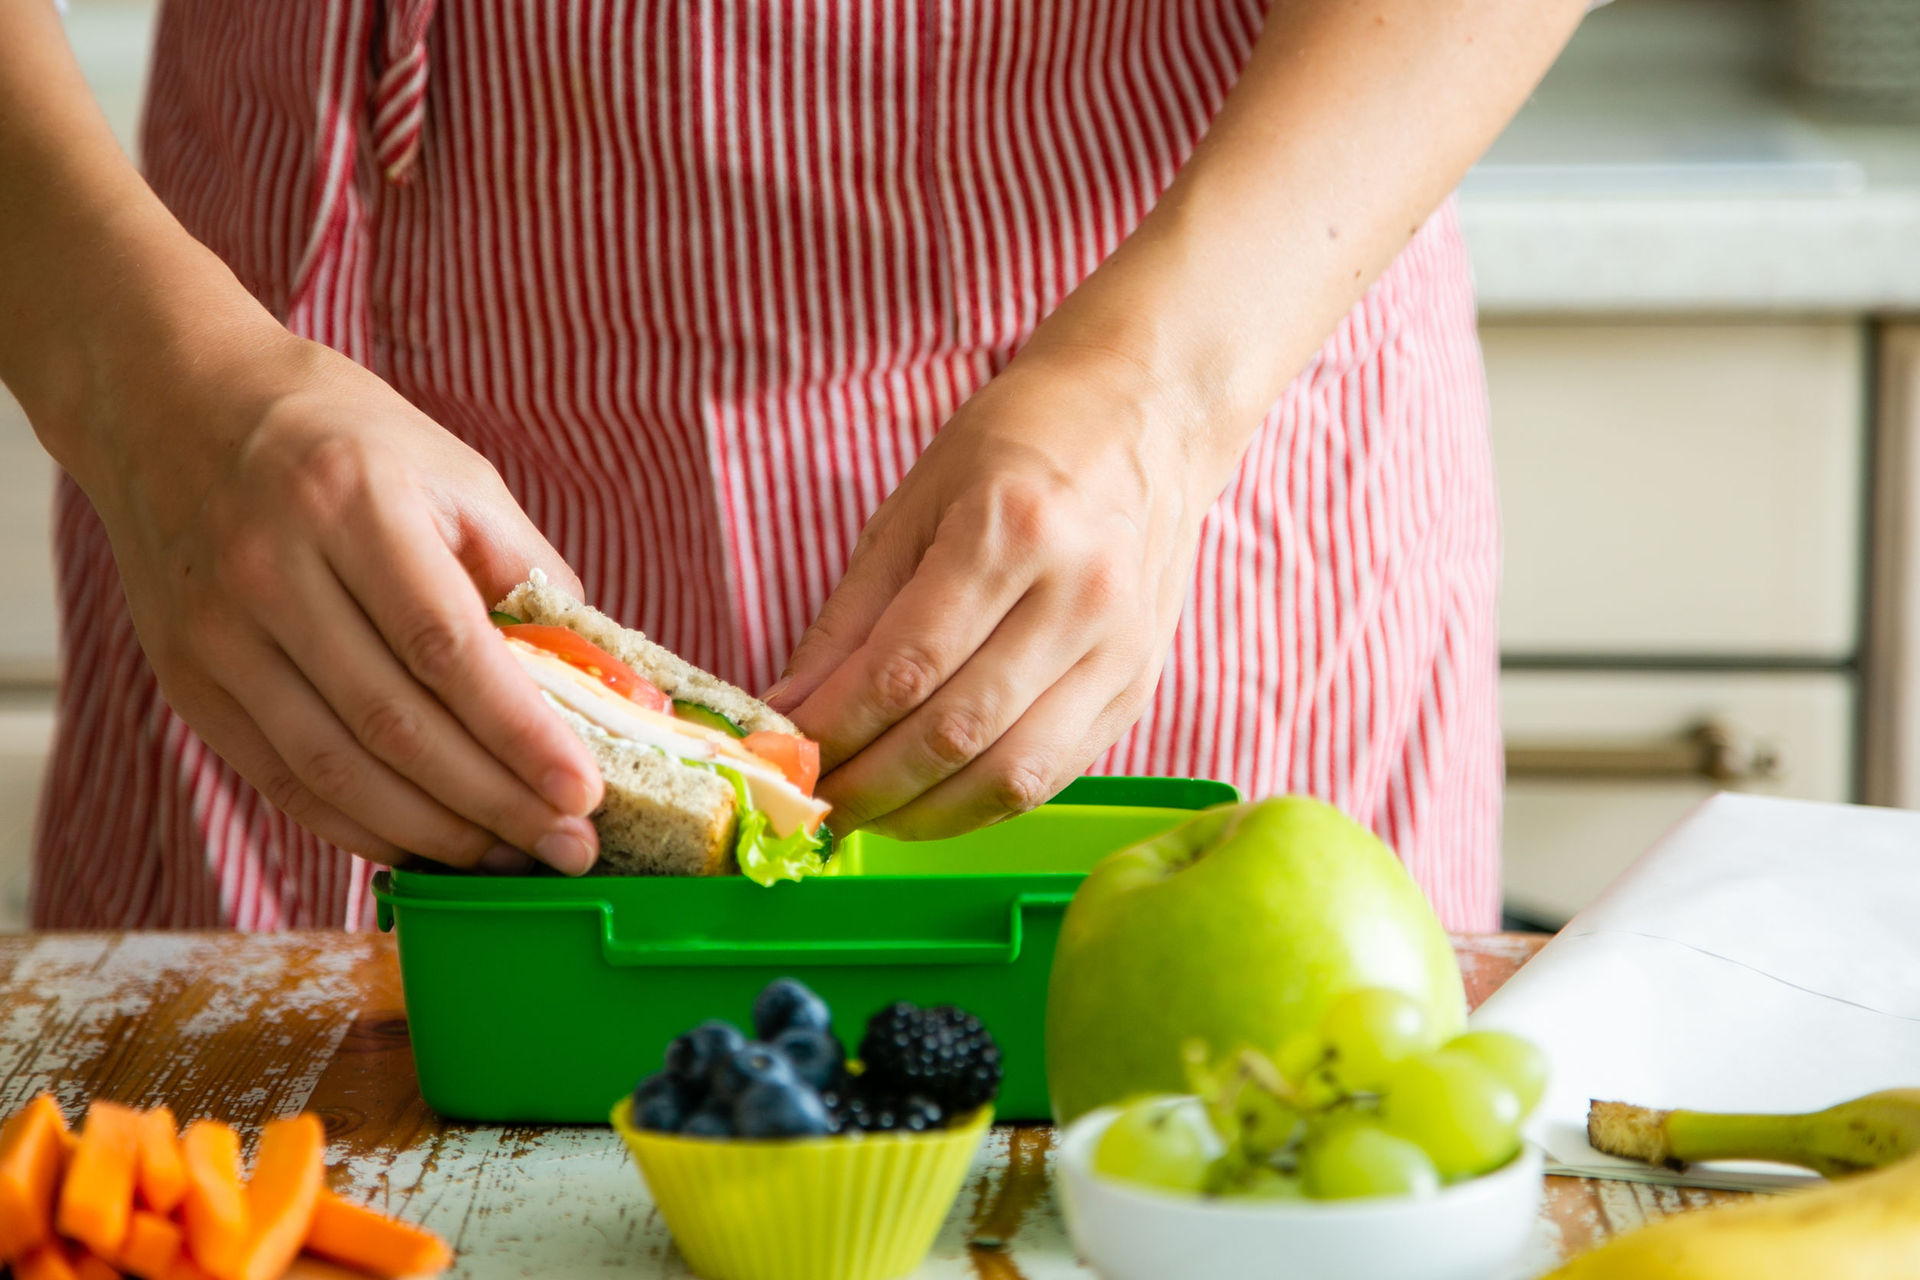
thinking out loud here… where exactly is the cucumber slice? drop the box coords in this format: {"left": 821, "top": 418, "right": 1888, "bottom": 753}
{"left": 488, "top": 611, "right": 523, "bottom": 626}
{"left": 672, "top": 700, "right": 747, "bottom": 738}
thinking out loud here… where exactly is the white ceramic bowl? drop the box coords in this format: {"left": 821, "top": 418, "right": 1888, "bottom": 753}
{"left": 1058, "top": 1101, "right": 1544, "bottom": 1280}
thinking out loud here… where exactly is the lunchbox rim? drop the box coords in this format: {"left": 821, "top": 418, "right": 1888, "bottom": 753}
{"left": 376, "top": 774, "right": 1239, "bottom": 911}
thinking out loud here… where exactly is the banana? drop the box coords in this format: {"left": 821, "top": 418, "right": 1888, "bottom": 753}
{"left": 1546, "top": 1148, "right": 1920, "bottom": 1279}
{"left": 1587, "top": 1089, "right": 1920, "bottom": 1177}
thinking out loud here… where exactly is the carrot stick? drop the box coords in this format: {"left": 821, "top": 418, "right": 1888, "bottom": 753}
{"left": 135, "top": 1108, "right": 188, "bottom": 1216}
{"left": 73, "top": 1251, "right": 124, "bottom": 1280}
{"left": 56, "top": 1101, "right": 144, "bottom": 1260}
{"left": 303, "top": 1190, "right": 453, "bottom": 1277}
{"left": 0, "top": 1092, "right": 69, "bottom": 1260}
{"left": 15, "top": 1243, "right": 80, "bottom": 1280}
{"left": 232, "top": 1114, "right": 324, "bottom": 1280}
{"left": 160, "top": 1256, "right": 219, "bottom": 1280}
{"left": 118, "top": 1209, "right": 184, "bottom": 1279}
{"left": 179, "top": 1121, "right": 249, "bottom": 1280}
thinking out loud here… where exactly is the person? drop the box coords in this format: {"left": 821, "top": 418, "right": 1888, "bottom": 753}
{"left": 0, "top": 0, "right": 1592, "bottom": 932}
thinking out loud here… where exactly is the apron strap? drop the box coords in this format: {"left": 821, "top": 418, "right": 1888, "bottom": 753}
{"left": 371, "top": 0, "right": 439, "bottom": 182}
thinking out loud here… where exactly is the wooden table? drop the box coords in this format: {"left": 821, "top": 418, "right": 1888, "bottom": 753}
{"left": 0, "top": 932, "right": 1748, "bottom": 1278}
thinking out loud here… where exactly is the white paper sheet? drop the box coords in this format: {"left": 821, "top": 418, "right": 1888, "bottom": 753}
{"left": 1470, "top": 793, "right": 1920, "bottom": 1190}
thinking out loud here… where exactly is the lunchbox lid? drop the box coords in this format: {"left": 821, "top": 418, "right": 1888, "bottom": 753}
{"left": 374, "top": 775, "right": 1237, "bottom": 967}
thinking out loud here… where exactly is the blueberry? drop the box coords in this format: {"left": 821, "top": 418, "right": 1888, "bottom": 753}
{"left": 772, "top": 1027, "right": 846, "bottom": 1092}
{"left": 711, "top": 1042, "right": 798, "bottom": 1104}
{"left": 630, "top": 1071, "right": 694, "bottom": 1132}
{"left": 665, "top": 1020, "right": 746, "bottom": 1088}
{"left": 680, "top": 1098, "right": 735, "bottom": 1138}
{"left": 752, "top": 978, "right": 832, "bottom": 1041}
{"left": 734, "top": 1079, "right": 834, "bottom": 1138}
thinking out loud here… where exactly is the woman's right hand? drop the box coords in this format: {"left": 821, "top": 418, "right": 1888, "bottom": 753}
{"left": 83, "top": 327, "right": 605, "bottom": 875}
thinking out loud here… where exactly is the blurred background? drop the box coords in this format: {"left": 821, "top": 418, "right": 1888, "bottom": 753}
{"left": 4, "top": 0, "right": 1917, "bottom": 931}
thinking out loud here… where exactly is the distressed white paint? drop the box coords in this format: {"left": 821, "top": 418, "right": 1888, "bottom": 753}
{"left": 0, "top": 933, "right": 360, "bottom": 1127}
{"left": 324, "top": 1121, "right": 1568, "bottom": 1280}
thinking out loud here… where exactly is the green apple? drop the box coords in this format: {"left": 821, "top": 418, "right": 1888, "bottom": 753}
{"left": 1045, "top": 796, "right": 1466, "bottom": 1124}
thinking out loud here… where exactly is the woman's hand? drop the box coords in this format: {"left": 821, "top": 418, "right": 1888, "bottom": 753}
{"left": 83, "top": 326, "right": 605, "bottom": 874}
{"left": 769, "top": 346, "right": 1233, "bottom": 838}
{"left": 0, "top": 0, "right": 603, "bottom": 875}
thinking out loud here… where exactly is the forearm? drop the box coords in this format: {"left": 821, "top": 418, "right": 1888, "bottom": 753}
{"left": 1022, "top": 0, "right": 1589, "bottom": 482}
{"left": 0, "top": 0, "right": 284, "bottom": 490}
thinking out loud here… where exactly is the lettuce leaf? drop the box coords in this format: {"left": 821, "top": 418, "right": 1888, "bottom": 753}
{"left": 702, "top": 761, "right": 831, "bottom": 886}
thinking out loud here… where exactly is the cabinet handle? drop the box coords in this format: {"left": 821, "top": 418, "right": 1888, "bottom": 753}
{"left": 1504, "top": 718, "right": 1781, "bottom": 785}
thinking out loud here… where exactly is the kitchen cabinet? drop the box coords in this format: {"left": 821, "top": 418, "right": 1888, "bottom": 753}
{"left": 1487, "top": 321, "right": 1866, "bottom": 660}
{"left": 1499, "top": 668, "right": 1854, "bottom": 923}
{"left": 1485, "top": 319, "right": 1873, "bottom": 926}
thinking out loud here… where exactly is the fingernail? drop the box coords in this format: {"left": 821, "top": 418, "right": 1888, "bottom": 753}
{"left": 542, "top": 767, "right": 599, "bottom": 816}
{"left": 761, "top": 678, "right": 793, "bottom": 710}
{"left": 536, "top": 828, "right": 597, "bottom": 876}
{"left": 479, "top": 843, "right": 535, "bottom": 875}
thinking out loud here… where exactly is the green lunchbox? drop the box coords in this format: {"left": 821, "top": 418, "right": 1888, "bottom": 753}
{"left": 373, "top": 775, "right": 1238, "bottom": 1123}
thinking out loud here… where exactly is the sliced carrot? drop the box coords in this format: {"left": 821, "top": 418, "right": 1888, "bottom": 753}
{"left": 134, "top": 1108, "right": 188, "bottom": 1216}
{"left": 303, "top": 1190, "right": 452, "bottom": 1277}
{"left": 117, "top": 1209, "right": 184, "bottom": 1278}
{"left": 56, "top": 1100, "right": 144, "bottom": 1260}
{"left": 15, "top": 1242, "right": 80, "bottom": 1280}
{"left": 232, "top": 1114, "right": 324, "bottom": 1280}
{"left": 73, "top": 1251, "right": 124, "bottom": 1280}
{"left": 160, "top": 1256, "right": 219, "bottom": 1280}
{"left": 179, "top": 1121, "right": 249, "bottom": 1280}
{"left": 0, "top": 1092, "right": 69, "bottom": 1260}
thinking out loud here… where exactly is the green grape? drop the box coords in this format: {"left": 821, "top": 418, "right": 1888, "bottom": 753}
{"left": 1274, "top": 1028, "right": 1328, "bottom": 1085}
{"left": 1444, "top": 1031, "right": 1548, "bottom": 1116}
{"left": 1221, "top": 1163, "right": 1307, "bottom": 1200}
{"left": 1300, "top": 1120, "right": 1441, "bottom": 1200}
{"left": 1377, "top": 1051, "right": 1522, "bottom": 1180}
{"left": 1227, "top": 1070, "right": 1304, "bottom": 1160}
{"left": 1319, "top": 988, "right": 1435, "bottom": 1092}
{"left": 1093, "top": 1097, "right": 1222, "bottom": 1194}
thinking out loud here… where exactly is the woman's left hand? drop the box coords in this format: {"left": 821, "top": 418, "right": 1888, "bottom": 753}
{"left": 768, "top": 346, "right": 1233, "bottom": 838}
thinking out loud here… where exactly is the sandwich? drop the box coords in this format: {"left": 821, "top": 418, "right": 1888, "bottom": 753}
{"left": 491, "top": 571, "right": 832, "bottom": 882}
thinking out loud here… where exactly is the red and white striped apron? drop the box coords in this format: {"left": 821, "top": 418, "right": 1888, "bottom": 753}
{"left": 36, "top": 0, "right": 1502, "bottom": 931}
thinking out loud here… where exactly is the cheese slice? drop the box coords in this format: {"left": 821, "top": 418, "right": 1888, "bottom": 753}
{"left": 506, "top": 639, "right": 831, "bottom": 838}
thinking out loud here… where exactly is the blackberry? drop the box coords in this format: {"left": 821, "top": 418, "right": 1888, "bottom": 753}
{"left": 857, "top": 1001, "right": 1002, "bottom": 1112}
{"left": 830, "top": 1078, "right": 946, "bottom": 1133}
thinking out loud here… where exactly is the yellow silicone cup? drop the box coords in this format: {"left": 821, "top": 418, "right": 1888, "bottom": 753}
{"left": 612, "top": 1096, "right": 993, "bottom": 1280}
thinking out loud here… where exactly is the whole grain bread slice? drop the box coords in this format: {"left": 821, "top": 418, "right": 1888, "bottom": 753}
{"left": 551, "top": 705, "right": 737, "bottom": 876}
{"left": 497, "top": 570, "right": 797, "bottom": 735}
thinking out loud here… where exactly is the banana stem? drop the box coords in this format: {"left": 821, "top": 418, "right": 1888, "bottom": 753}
{"left": 1665, "top": 1110, "right": 1817, "bottom": 1168}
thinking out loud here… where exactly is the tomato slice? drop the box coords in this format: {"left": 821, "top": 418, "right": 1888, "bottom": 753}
{"left": 500, "top": 624, "right": 671, "bottom": 713}
{"left": 740, "top": 731, "right": 821, "bottom": 795}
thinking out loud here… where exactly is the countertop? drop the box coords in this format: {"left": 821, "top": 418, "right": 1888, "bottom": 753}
{"left": 0, "top": 930, "right": 1755, "bottom": 1279}
{"left": 1459, "top": 0, "right": 1920, "bottom": 315}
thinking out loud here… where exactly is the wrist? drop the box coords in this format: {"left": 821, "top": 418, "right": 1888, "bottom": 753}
{"left": 12, "top": 201, "right": 294, "bottom": 499}
{"left": 1012, "top": 317, "right": 1253, "bottom": 506}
